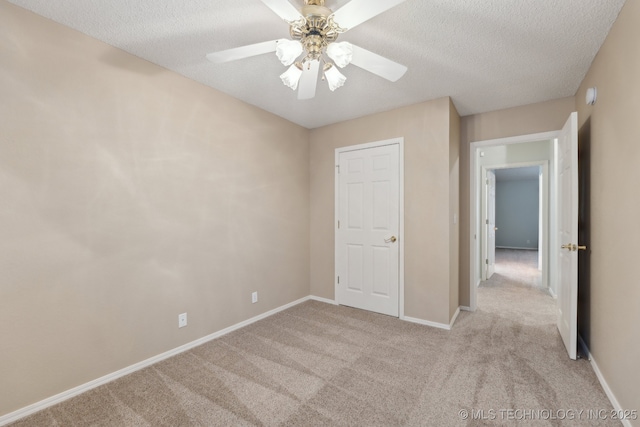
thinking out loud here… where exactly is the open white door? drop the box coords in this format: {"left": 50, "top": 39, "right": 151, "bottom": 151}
{"left": 480, "top": 169, "right": 496, "bottom": 280}
{"left": 336, "top": 143, "right": 400, "bottom": 317}
{"left": 486, "top": 170, "right": 497, "bottom": 279}
{"left": 557, "top": 112, "right": 580, "bottom": 360}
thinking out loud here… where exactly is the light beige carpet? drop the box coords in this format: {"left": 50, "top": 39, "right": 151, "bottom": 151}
{"left": 10, "top": 250, "right": 618, "bottom": 426}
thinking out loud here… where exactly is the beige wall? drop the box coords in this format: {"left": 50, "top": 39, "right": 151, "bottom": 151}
{"left": 574, "top": 0, "right": 640, "bottom": 416}
{"left": 4, "top": 0, "right": 638, "bottom": 419}
{"left": 0, "top": 2, "right": 309, "bottom": 416}
{"left": 310, "top": 98, "right": 457, "bottom": 325}
{"left": 459, "top": 97, "right": 575, "bottom": 307}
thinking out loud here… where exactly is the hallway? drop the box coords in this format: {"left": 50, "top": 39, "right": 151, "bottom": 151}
{"left": 478, "top": 248, "right": 551, "bottom": 325}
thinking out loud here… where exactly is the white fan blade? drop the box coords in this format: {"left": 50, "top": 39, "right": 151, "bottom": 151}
{"left": 260, "top": 0, "right": 303, "bottom": 22}
{"left": 298, "top": 60, "right": 320, "bottom": 100}
{"left": 206, "top": 40, "right": 280, "bottom": 63}
{"left": 331, "top": 0, "right": 407, "bottom": 30}
{"left": 350, "top": 45, "right": 407, "bottom": 82}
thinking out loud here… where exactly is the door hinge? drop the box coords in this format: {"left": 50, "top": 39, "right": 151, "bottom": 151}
{"left": 337, "top": 220, "right": 340, "bottom": 229}
{"left": 336, "top": 164, "right": 340, "bottom": 174}
{"left": 486, "top": 259, "right": 489, "bottom": 264}
{"left": 337, "top": 276, "right": 340, "bottom": 284}
{"left": 486, "top": 179, "right": 489, "bottom": 184}
{"left": 486, "top": 219, "right": 489, "bottom": 224}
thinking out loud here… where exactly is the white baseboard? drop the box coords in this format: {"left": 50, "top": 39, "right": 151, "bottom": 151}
{"left": 578, "top": 335, "right": 634, "bottom": 427}
{"left": 449, "top": 307, "right": 461, "bottom": 328}
{"left": 402, "top": 315, "right": 453, "bottom": 331}
{"left": 313, "top": 296, "right": 460, "bottom": 330}
{"left": 548, "top": 287, "right": 557, "bottom": 299}
{"left": 308, "top": 295, "right": 338, "bottom": 305}
{"left": 0, "top": 296, "right": 312, "bottom": 427}
{"left": 460, "top": 306, "right": 472, "bottom": 312}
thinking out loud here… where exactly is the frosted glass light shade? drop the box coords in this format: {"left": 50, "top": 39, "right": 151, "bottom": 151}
{"left": 326, "top": 42, "right": 353, "bottom": 68}
{"left": 280, "top": 64, "right": 303, "bottom": 90}
{"left": 324, "top": 64, "right": 346, "bottom": 91}
{"left": 275, "top": 39, "right": 303, "bottom": 66}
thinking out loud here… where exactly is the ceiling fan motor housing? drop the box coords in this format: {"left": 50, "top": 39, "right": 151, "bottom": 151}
{"left": 291, "top": 0, "right": 341, "bottom": 62}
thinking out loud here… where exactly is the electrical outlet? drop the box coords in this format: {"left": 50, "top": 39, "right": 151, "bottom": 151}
{"left": 251, "top": 292, "right": 258, "bottom": 304}
{"left": 178, "top": 313, "right": 187, "bottom": 328}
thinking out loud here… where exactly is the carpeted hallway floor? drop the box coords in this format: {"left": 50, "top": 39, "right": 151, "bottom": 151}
{"left": 10, "top": 250, "right": 618, "bottom": 426}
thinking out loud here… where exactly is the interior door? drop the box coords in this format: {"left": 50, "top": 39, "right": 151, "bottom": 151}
{"left": 557, "top": 112, "right": 579, "bottom": 360}
{"left": 486, "top": 170, "right": 497, "bottom": 279}
{"left": 336, "top": 143, "right": 400, "bottom": 317}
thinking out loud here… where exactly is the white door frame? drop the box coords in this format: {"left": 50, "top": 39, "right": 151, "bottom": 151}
{"left": 480, "top": 162, "right": 549, "bottom": 287}
{"left": 335, "top": 138, "right": 405, "bottom": 318}
{"left": 469, "top": 131, "right": 558, "bottom": 311}
{"left": 480, "top": 168, "right": 496, "bottom": 281}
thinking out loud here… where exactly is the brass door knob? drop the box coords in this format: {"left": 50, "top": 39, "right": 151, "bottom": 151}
{"left": 385, "top": 236, "right": 397, "bottom": 243}
{"left": 494, "top": 227, "right": 498, "bottom": 231}
{"left": 561, "top": 244, "right": 588, "bottom": 251}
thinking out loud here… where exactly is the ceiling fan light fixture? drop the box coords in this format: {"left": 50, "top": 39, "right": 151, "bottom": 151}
{"left": 326, "top": 42, "right": 353, "bottom": 68}
{"left": 324, "top": 63, "right": 346, "bottom": 91}
{"left": 280, "top": 62, "right": 304, "bottom": 90}
{"left": 275, "top": 39, "right": 303, "bottom": 66}
{"left": 207, "top": 0, "right": 409, "bottom": 99}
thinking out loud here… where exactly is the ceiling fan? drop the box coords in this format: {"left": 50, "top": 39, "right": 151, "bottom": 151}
{"left": 206, "top": 0, "right": 408, "bottom": 100}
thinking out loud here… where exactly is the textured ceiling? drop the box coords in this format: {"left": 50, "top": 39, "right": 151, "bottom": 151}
{"left": 8, "top": 0, "right": 626, "bottom": 128}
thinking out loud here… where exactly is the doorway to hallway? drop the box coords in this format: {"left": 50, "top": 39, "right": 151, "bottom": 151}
{"left": 470, "top": 112, "right": 580, "bottom": 360}
{"left": 477, "top": 248, "right": 555, "bottom": 333}
{"left": 483, "top": 248, "right": 543, "bottom": 291}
